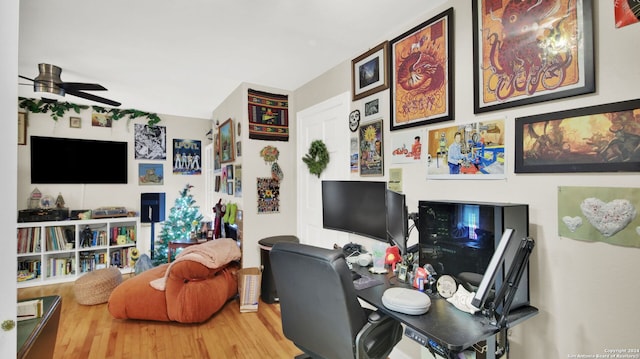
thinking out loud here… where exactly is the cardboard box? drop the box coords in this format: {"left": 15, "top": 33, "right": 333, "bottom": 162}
{"left": 238, "top": 267, "right": 261, "bottom": 312}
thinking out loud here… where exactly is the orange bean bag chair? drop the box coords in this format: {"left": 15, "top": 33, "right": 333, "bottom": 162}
{"left": 108, "top": 238, "right": 241, "bottom": 323}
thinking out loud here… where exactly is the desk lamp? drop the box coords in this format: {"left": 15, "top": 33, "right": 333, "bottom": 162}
{"left": 385, "top": 245, "right": 401, "bottom": 271}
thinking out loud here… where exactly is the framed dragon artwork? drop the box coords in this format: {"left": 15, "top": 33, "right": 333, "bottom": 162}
{"left": 390, "top": 8, "right": 454, "bottom": 131}
{"left": 472, "top": 0, "right": 595, "bottom": 113}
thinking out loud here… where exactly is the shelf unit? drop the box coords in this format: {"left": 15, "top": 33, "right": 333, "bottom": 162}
{"left": 17, "top": 217, "right": 139, "bottom": 288}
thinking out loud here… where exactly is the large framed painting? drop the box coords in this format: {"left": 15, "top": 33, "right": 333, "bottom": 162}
{"left": 515, "top": 99, "right": 640, "bottom": 173}
{"left": 219, "top": 118, "right": 235, "bottom": 164}
{"left": 390, "top": 7, "right": 454, "bottom": 131}
{"left": 352, "top": 41, "right": 389, "bottom": 101}
{"left": 472, "top": 0, "right": 594, "bottom": 113}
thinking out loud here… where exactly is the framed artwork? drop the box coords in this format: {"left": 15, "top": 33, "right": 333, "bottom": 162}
{"left": 515, "top": 99, "right": 640, "bottom": 173}
{"left": 472, "top": 0, "right": 595, "bottom": 113}
{"left": 135, "top": 124, "right": 167, "bottom": 160}
{"left": 70, "top": 116, "right": 81, "bottom": 128}
{"left": 138, "top": 163, "right": 163, "bottom": 185}
{"left": 235, "top": 164, "right": 242, "bottom": 197}
{"left": 173, "top": 139, "right": 202, "bottom": 175}
{"left": 91, "top": 112, "right": 112, "bottom": 127}
{"left": 219, "top": 118, "right": 235, "bottom": 163}
{"left": 426, "top": 119, "right": 506, "bottom": 179}
{"left": 18, "top": 112, "right": 27, "bottom": 145}
{"left": 359, "top": 119, "right": 384, "bottom": 176}
{"left": 390, "top": 8, "right": 454, "bottom": 131}
{"left": 364, "top": 97, "right": 380, "bottom": 119}
{"left": 351, "top": 41, "right": 389, "bottom": 101}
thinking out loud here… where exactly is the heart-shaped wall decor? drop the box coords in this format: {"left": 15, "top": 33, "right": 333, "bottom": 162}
{"left": 562, "top": 216, "right": 583, "bottom": 232}
{"left": 579, "top": 198, "right": 637, "bottom": 237}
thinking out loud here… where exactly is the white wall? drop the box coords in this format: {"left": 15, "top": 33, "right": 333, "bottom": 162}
{"left": 294, "top": 1, "right": 640, "bottom": 358}
{"left": 17, "top": 109, "right": 212, "bottom": 255}
{"left": 2, "top": 0, "right": 19, "bottom": 355}
{"left": 212, "top": 83, "right": 297, "bottom": 268}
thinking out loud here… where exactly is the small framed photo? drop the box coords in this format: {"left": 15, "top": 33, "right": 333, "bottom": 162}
{"left": 352, "top": 41, "right": 389, "bottom": 101}
{"left": 70, "top": 116, "right": 81, "bottom": 128}
{"left": 18, "top": 112, "right": 27, "bottom": 145}
{"left": 398, "top": 264, "right": 408, "bottom": 282}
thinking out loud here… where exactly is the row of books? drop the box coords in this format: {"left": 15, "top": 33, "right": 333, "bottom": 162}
{"left": 110, "top": 226, "right": 136, "bottom": 245}
{"left": 17, "top": 259, "right": 41, "bottom": 281}
{"left": 47, "top": 257, "right": 75, "bottom": 278}
{"left": 42, "top": 226, "right": 75, "bottom": 251}
{"left": 17, "top": 227, "right": 41, "bottom": 254}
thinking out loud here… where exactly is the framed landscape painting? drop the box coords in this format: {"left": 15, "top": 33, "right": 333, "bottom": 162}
{"left": 515, "top": 99, "right": 640, "bottom": 173}
{"left": 352, "top": 41, "right": 389, "bottom": 101}
{"left": 472, "top": 0, "right": 594, "bottom": 113}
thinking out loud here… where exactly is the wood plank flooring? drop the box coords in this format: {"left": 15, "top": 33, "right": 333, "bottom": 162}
{"left": 18, "top": 274, "right": 302, "bottom": 359}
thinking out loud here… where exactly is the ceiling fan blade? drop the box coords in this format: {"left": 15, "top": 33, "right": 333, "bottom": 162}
{"left": 65, "top": 89, "right": 121, "bottom": 107}
{"left": 60, "top": 82, "right": 107, "bottom": 91}
{"left": 19, "top": 75, "right": 35, "bottom": 82}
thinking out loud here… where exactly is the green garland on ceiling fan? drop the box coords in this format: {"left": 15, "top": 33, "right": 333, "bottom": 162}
{"left": 302, "top": 140, "right": 330, "bottom": 178}
{"left": 18, "top": 97, "right": 162, "bottom": 126}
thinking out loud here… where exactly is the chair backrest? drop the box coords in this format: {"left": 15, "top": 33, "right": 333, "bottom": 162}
{"left": 270, "top": 242, "right": 368, "bottom": 359}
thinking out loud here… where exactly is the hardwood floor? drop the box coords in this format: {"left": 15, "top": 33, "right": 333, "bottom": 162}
{"left": 18, "top": 274, "right": 302, "bottom": 359}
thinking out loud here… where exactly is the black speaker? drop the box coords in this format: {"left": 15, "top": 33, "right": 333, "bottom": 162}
{"left": 141, "top": 193, "right": 166, "bottom": 223}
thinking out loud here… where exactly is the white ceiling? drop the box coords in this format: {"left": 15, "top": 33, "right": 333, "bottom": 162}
{"left": 18, "top": 0, "right": 447, "bottom": 119}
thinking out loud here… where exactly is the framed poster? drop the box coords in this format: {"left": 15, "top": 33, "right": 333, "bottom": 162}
{"left": 135, "top": 124, "right": 167, "bottom": 160}
{"left": 359, "top": 119, "right": 384, "bottom": 176}
{"left": 351, "top": 41, "right": 389, "bottom": 101}
{"left": 472, "top": 0, "right": 595, "bottom": 113}
{"left": 18, "top": 112, "right": 27, "bottom": 145}
{"left": 390, "top": 8, "right": 454, "bottom": 131}
{"left": 515, "top": 99, "right": 640, "bottom": 173}
{"left": 219, "top": 118, "right": 235, "bottom": 163}
{"left": 138, "top": 163, "right": 163, "bottom": 185}
{"left": 173, "top": 139, "right": 201, "bottom": 175}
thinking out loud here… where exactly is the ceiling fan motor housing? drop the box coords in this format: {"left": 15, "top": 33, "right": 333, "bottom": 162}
{"left": 33, "top": 63, "right": 65, "bottom": 96}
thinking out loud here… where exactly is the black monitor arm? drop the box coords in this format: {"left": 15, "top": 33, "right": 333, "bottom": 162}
{"left": 485, "top": 237, "right": 535, "bottom": 329}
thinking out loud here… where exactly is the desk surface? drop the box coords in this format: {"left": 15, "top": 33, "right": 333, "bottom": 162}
{"left": 18, "top": 295, "right": 62, "bottom": 359}
{"left": 353, "top": 266, "right": 538, "bottom": 352}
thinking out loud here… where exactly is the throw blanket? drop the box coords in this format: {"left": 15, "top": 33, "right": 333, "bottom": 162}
{"left": 150, "top": 238, "right": 241, "bottom": 291}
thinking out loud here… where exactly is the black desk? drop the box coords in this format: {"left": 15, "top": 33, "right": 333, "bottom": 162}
{"left": 17, "top": 295, "right": 62, "bottom": 359}
{"left": 353, "top": 266, "right": 538, "bottom": 358}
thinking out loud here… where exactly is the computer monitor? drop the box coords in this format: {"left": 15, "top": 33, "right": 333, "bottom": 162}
{"left": 471, "top": 228, "right": 516, "bottom": 311}
{"left": 385, "top": 189, "right": 408, "bottom": 256}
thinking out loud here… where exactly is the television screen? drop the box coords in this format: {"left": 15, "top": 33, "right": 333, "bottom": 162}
{"left": 321, "top": 180, "right": 387, "bottom": 242}
{"left": 30, "top": 136, "right": 128, "bottom": 184}
{"left": 386, "top": 189, "right": 408, "bottom": 255}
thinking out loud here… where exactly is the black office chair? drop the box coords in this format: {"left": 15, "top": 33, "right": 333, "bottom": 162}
{"left": 270, "top": 242, "right": 403, "bottom": 359}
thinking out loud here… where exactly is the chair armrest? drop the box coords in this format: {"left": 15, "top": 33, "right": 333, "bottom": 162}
{"left": 355, "top": 310, "right": 403, "bottom": 359}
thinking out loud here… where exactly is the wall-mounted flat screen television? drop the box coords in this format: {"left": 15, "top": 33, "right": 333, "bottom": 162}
{"left": 321, "top": 180, "right": 387, "bottom": 242}
{"left": 30, "top": 136, "right": 128, "bottom": 184}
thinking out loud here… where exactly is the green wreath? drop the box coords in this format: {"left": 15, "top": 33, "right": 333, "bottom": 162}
{"left": 302, "top": 140, "right": 330, "bottom": 177}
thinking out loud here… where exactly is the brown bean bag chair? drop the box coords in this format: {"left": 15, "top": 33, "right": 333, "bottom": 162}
{"left": 108, "top": 238, "right": 241, "bottom": 323}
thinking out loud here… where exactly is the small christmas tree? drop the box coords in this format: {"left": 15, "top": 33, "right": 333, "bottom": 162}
{"left": 153, "top": 184, "right": 204, "bottom": 265}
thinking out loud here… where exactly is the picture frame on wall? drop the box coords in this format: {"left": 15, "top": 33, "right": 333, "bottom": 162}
{"left": 514, "top": 98, "right": 640, "bottom": 173}
{"left": 472, "top": 0, "right": 595, "bottom": 113}
{"left": 18, "top": 111, "right": 27, "bottom": 145}
{"left": 219, "top": 118, "right": 235, "bottom": 164}
{"left": 390, "top": 8, "right": 454, "bottom": 131}
{"left": 359, "top": 119, "right": 384, "bottom": 176}
{"left": 70, "top": 116, "right": 81, "bottom": 128}
{"left": 351, "top": 41, "right": 389, "bottom": 101}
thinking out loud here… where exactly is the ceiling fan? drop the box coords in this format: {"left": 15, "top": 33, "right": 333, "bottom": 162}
{"left": 19, "top": 63, "right": 121, "bottom": 107}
